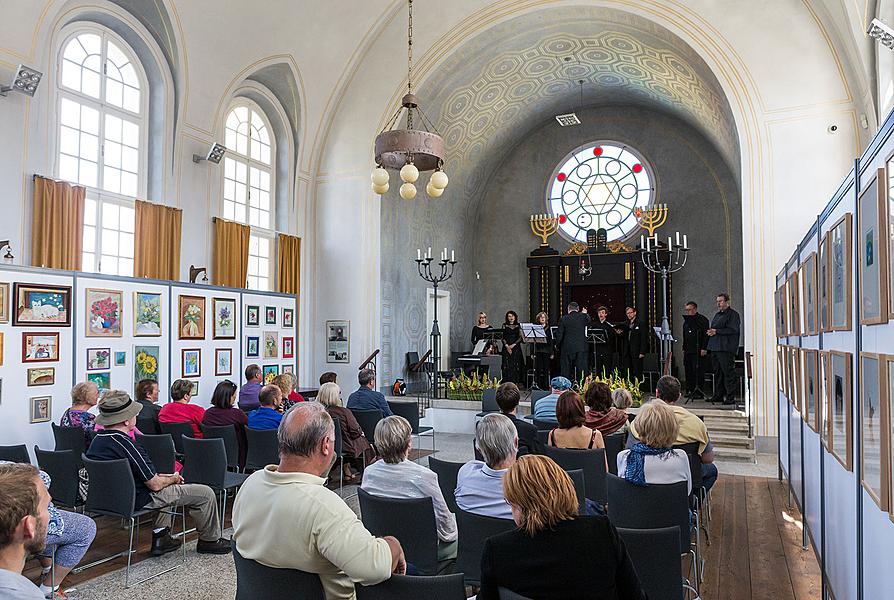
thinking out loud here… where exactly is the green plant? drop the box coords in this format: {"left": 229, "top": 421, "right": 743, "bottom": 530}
{"left": 446, "top": 371, "right": 501, "bottom": 401}
{"left": 577, "top": 369, "right": 644, "bottom": 407}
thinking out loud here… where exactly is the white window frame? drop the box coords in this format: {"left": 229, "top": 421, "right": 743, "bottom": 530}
{"left": 247, "top": 231, "right": 274, "bottom": 291}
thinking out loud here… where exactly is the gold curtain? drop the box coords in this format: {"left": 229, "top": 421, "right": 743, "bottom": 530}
{"left": 277, "top": 233, "right": 301, "bottom": 295}
{"left": 213, "top": 218, "right": 250, "bottom": 288}
{"left": 134, "top": 200, "right": 182, "bottom": 280}
{"left": 31, "top": 175, "right": 85, "bottom": 270}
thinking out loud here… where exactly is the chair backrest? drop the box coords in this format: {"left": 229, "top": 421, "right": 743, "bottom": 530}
{"left": 427, "top": 456, "right": 462, "bottom": 513}
{"left": 532, "top": 419, "right": 555, "bottom": 431}
{"left": 158, "top": 421, "right": 194, "bottom": 454}
{"left": 528, "top": 390, "right": 549, "bottom": 415}
{"left": 617, "top": 526, "right": 684, "bottom": 600}
{"left": 358, "top": 488, "right": 440, "bottom": 576}
{"left": 498, "top": 587, "right": 534, "bottom": 600}
{"left": 136, "top": 415, "right": 160, "bottom": 435}
{"left": 52, "top": 423, "right": 88, "bottom": 453}
{"left": 542, "top": 445, "right": 607, "bottom": 504}
{"left": 350, "top": 409, "right": 383, "bottom": 442}
{"left": 406, "top": 351, "right": 420, "bottom": 367}
{"left": 331, "top": 418, "right": 344, "bottom": 458}
{"left": 455, "top": 509, "right": 516, "bottom": 586}
{"left": 232, "top": 541, "right": 325, "bottom": 600}
{"left": 605, "top": 474, "right": 690, "bottom": 555}
{"left": 604, "top": 433, "right": 626, "bottom": 476}
{"left": 356, "top": 573, "right": 467, "bottom": 600}
{"left": 535, "top": 429, "right": 551, "bottom": 448}
{"left": 34, "top": 447, "right": 81, "bottom": 509}
{"left": 181, "top": 437, "right": 227, "bottom": 489}
{"left": 0, "top": 444, "right": 31, "bottom": 464}
{"left": 135, "top": 433, "right": 176, "bottom": 474}
{"left": 388, "top": 401, "right": 421, "bottom": 433}
{"left": 244, "top": 427, "right": 280, "bottom": 471}
{"left": 481, "top": 388, "right": 499, "bottom": 413}
{"left": 81, "top": 455, "right": 137, "bottom": 518}
{"left": 201, "top": 423, "right": 240, "bottom": 470}
{"left": 673, "top": 441, "right": 703, "bottom": 493}
{"left": 565, "top": 468, "right": 586, "bottom": 513}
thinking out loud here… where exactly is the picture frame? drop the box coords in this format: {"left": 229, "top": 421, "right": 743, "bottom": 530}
{"left": 114, "top": 351, "right": 126, "bottom": 366}
{"left": 282, "top": 364, "right": 294, "bottom": 375}
{"left": 0, "top": 282, "right": 8, "bottom": 323}
{"left": 283, "top": 308, "right": 294, "bottom": 328}
{"left": 22, "top": 332, "right": 59, "bottom": 363}
{"left": 828, "top": 350, "right": 853, "bottom": 471}
{"left": 212, "top": 297, "right": 237, "bottom": 340}
{"left": 134, "top": 345, "right": 160, "bottom": 382}
{"left": 27, "top": 367, "right": 55, "bottom": 387}
{"left": 886, "top": 354, "right": 894, "bottom": 524}
{"left": 86, "top": 347, "right": 111, "bottom": 371}
{"left": 801, "top": 253, "right": 818, "bottom": 335}
{"left": 282, "top": 336, "right": 294, "bottom": 359}
{"left": 87, "top": 371, "right": 110, "bottom": 391}
{"left": 13, "top": 283, "right": 71, "bottom": 327}
{"left": 774, "top": 287, "right": 787, "bottom": 338}
{"left": 190, "top": 381, "right": 199, "bottom": 397}
{"left": 30, "top": 396, "right": 51, "bottom": 423}
{"left": 85, "top": 288, "right": 123, "bottom": 337}
{"left": 182, "top": 349, "right": 201, "bottom": 378}
{"left": 246, "top": 336, "right": 260, "bottom": 358}
{"left": 803, "top": 349, "right": 818, "bottom": 431}
{"left": 263, "top": 364, "right": 279, "bottom": 385}
{"left": 860, "top": 352, "right": 889, "bottom": 510}
{"left": 265, "top": 306, "right": 277, "bottom": 325}
{"left": 829, "top": 213, "right": 853, "bottom": 330}
{"left": 133, "top": 291, "right": 162, "bottom": 336}
{"left": 0, "top": 332, "right": 4, "bottom": 366}
{"left": 246, "top": 305, "right": 260, "bottom": 327}
{"left": 887, "top": 155, "right": 894, "bottom": 319}
{"left": 264, "top": 331, "right": 279, "bottom": 359}
{"left": 859, "top": 169, "right": 888, "bottom": 325}
{"left": 178, "top": 295, "right": 206, "bottom": 340}
{"left": 820, "top": 351, "right": 830, "bottom": 448}
{"left": 326, "top": 320, "right": 350, "bottom": 363}
{"left": 786, "top": 272, "right": 800, "bottom": 336}
{"left": 819, "top": 231, "right": 831, "bottom": 332}
{"left": 215, "top": 348, "right": 232, "bottom": 376}
{"left": 791, "top": 347, "right": 803, "bottom": 412}
{"left": 777, "top": 345, "right": 785, "bottom": 395}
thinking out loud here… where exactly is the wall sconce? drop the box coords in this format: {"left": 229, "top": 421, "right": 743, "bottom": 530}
{"left": 0, "top": 65, "right": 43, "bottom": 97}
{"left": 0, "top": 240, "right": 14, "bottom": 264}
{"left": 192, "top": 143, "right": 226, "bottom": 164}
{"left": 189, "top": 265, "right": 209, "bottom": 283}
{"left": 868, "top": 18, "right": 894, "bottom": 49}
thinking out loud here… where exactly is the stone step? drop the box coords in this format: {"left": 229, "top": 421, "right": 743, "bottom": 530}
{"left": 704, "top": 421, "right": 750, "bottom": 434}
{"left": 711, "top": 434, "right": 755, "bottom": 449}
{"left": 714, "top": 446, "right": 757, "bottom": 462}
{"left": 687, "top": 408, "right": 748, "bottom": 419}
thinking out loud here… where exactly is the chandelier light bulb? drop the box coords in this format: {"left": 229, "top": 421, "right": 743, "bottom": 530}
{"left": 426, "top": 181, "right": 444, "bottom": 198}
{"left": 399, "top": 182, "right": 417, "bottom": 200}
{"left": 372, "top": 181, "right": 389, "bottom": 195}
{"left": 371, "top": 167, "right": 389, "bottom": 186}
{"left": 400, "top": 163, "right": 419, "bottom": 183}
{"left": 430, "top": 170, "right": 448, "bottom": 190}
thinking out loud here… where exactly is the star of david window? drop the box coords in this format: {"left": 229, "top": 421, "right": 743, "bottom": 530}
{"left": 546, "top": 142, "right": 655, "bottom": 244}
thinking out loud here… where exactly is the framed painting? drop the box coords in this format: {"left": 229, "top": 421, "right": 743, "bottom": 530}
{"left": 86, "top": 347, "right": 111, "bottom": 371}
{"left": 22, "top": 332, "right": 59, "bottom": 363}
{"left": 85, "top": 288, "right": 123, "bottom": 337}
{"left": 282, "top": 336, "right": 294, "bottom": 359}
{"left": 326, "top": 320, "right": 350, "bottom": 363}
{"left": 0, "top": 332, "right": 4, "bottom": 366}
{"left": 265, "top": 306, "right": 277, "bottom": 325}
{"left": 801, "top": 253, "right": 818, "bottom": 335}
{"left": 114, "top": 351, "right": 126, "bottom": 366}
{"left": 819, "top": 232, "right": 831, "bottom": 332}
{"left": 246, "top": 305, "right": 260, "bottom": 327}
{"left": 829, "top": 213, "right": 853, "bottom": 330}
{"left": 215, "top": 348, "right": 232, "bottom": 376}
{"left": 246, "top": 336, "right": 260, "bottom": 358}
{"left": 282, "top": 364, "right": 294, "bottom": 375}
{"left": 792, "top": 347, "right": 803, "bottom": 413}
{"left": 786, "top": 273, "right": 800, "bottom": 336}
{"left": 27, "top": 367, "right": 54, "bottom": 387}
{"left": 828, "top": 350, "right": 853, "bottom": 471}
{"left": 820, "top": 351, "right": 830, "bottom": 448}
{"left": 283, "top": 308, "right": 294, "bottom": 328}
{"left": 178, "top": 295, "right": 206, "bottom": 340}
{"left": 777, "top": 345, "right": 785, "bottom": 395}
{"left": 134, "top": 345, "right": 160, "bottom": 382}
{"left": 13, "top": 283, "right": 71, "bottom": 327}
{"left": 263, "top": 364, "right": 279, "bottom": 385}
{"left": 87, "top": 371, "right": 110, "bottom": 391}
{"left": 860, "top": 352, "right": 889, "bottom": 510}
{"left": 190, "top": 381, "right": 199, "bottom": 397}
{"left": 0, "top": 282, "right": 8, "bottom": 323}
{"left": 886, "top": 355, "right": 894, "bottom": 524}
{"left": 803, "top": 349, "right": 818, "bottom": 431}
{"left": 264, "top": 331, "right": 279, "bottom": 359}
{"left": 30, "top": 396, "right": 51, "bottom": 424}
{"left": 182, "top": 349, "right": 201, "bottom": 378}
{"left": 133, "top": 291, "right": 162, "bottom": 336}
{"left": 859, "top": 169, "right": 888, "bottom": 325}
{"left": 887, "top": 155, "right": 894, "bottom": 319}
{"left": 774, "top": 287, "right": 787, "bottom": 338}
{"left": 212, "top": 298, "right": 236, "bottom": 340}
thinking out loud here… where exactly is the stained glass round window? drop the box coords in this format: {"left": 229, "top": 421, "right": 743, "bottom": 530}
{"left": 546, "top": 142, "right": 654, "bottom": 243}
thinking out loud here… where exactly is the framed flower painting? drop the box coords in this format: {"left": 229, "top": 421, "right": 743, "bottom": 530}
{"left": 213, "top": 298, "right": 236, "bottom": 339}
{"left": 179, "top": 295, "right": 206, "bottom": 340}
{"left": 86, "top": 289, "right": 123, "bottom": 337}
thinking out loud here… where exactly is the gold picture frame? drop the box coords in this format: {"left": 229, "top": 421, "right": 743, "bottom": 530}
{"left": 787, "top": 272, "right": 801, "bottom": 336}
{"left": 829, "top": 213, "right": 853, "bottom": 331}
{"left": 803, "top": 349, "right": 819, "bottom": 431}
{"left": 801, "top": 253, "right": 819, "bottom": 335}
{"left": 859, "top": 169, "right": 889, "bottom": 325}
{"left": 827, "top": 350, "right": 853, "bottom": 471}
{"left": 860, "top": 352, "right": 890, "bottom": 510}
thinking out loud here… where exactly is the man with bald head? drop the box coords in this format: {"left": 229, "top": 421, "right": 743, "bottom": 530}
{"left": 233, "top": 402, "right": 405, "bottom": 599}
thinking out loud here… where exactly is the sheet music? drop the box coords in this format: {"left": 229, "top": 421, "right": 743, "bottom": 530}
{"left": 473, "top": 340, "right": 487, "bottom": 355}
{"left": 520, "top": 322, "right": 547, "bottom": 342}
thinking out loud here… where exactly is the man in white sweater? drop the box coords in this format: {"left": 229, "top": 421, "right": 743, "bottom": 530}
{"left": 233, "top": 402, "right": 405, "bottom": 599}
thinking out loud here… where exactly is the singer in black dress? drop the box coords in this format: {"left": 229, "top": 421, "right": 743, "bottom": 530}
{"left": 532, "top": 311, "right": 553, "bottom": 389}
{"left": 502, "top": 311, "right": 525, "bottom": 385}
{"left": 471, "top": 312, "right": 494, "bottom": 350}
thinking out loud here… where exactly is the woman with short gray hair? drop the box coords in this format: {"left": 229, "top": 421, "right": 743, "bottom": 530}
{"left": 361, "top": 415, "right": 458, "bottom": 560}
{"left": 454, "top": 413, "right": 518, "bottom": 519}
{"left": 318, "top": 382, "right": 374, "bottom": 484}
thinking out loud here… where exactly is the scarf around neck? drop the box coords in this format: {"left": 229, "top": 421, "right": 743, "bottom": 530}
{"left": 586, "top": 407, "right": 628, "bottom": 435}
{"left": 624, "top": 442, "right": 674, "bottom": 487}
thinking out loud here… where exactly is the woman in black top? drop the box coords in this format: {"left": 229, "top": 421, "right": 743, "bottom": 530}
{"left": 471, "top": 311, "right": 494, "bottom": 349}
{"left": 532, "top": 311, "right": 553, "bottom": 389}
{"left": 501, "top": 310, "right": 524, "bottom": 385}
{"left": 478, "top": 455, "right": 646, "bottom": 600}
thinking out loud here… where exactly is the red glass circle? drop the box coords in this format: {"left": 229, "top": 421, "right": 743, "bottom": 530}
{"left": 632, "top": 163, "right": 643, "bottom": 173}
{"left": 558, "top": 215, "right": 567, "bottom": 224}
{"left": 557, "top": 173, "right": 566, "bottom": 182}
{"left": 593, "top": 146, "right": 603, "bottom": 156}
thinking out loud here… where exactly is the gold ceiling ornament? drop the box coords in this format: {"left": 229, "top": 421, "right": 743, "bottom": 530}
{"left": 371, "top": 0, "right": 448, "bottom": 200}
{"left": 607, "top": 241, "right": 634, "bottom": 253}
{"left": 562, "top": 242, "right": 588, "bottom": 256}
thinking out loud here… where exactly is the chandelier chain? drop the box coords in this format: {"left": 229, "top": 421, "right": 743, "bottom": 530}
{"left": 406, "top": 0, "right": 414, "bottom": 130}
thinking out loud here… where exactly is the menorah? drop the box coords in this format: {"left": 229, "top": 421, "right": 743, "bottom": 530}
{"left": 635, "top": 203, "right": 668, "bottom": 237}
{"left": 530, "top": 213, "right": 560, "bottom": 247}
{"left": 640, "top": 231, "right": 690, "bottom": 377}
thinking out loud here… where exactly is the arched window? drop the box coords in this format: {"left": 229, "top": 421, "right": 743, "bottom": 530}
{"left": 56, "top": 26, "right": 147, "bottom": 276}
{"left": 222, "top": 100, "right": 275, "bottom": 290}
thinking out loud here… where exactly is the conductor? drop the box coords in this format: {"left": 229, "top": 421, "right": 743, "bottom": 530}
{"left": 556, "top": 302, "right": 591, "bottom": 381}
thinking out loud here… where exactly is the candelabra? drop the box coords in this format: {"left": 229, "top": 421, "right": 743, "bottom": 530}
{"left": 530, "top": 213, "right": 560, "bottom": 247}
{"left": 635, "top": 204, "right": 668, "bottom": 237}
{"left": 639, "top": 231, "right": 689, "bottom": 376}
{"left": 415, "top": 246, "right": 457, "bottom": 400}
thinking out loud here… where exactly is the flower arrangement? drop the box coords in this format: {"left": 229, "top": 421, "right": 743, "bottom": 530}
{"left": 218, "top": 306, "right": 232, "bottom": 329}
{"left": 90, "top": 349, "right": 110, "bottom": 369}
{"left": 577, "top": 369, "right": 644, "bottom": 407}
{"left": 91, "top": 297, "right": 119, "bottom": 325}
{"left": 446, "top": 371, "right": 501, "bottom": 402}
{"left": 138, "top": 297, "right": 160, "bottom": 326}
{"left": 182, "top": 303, "right": 202, "bottom": 337}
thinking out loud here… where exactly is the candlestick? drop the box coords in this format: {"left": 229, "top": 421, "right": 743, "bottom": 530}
{"left": 640, "top": 235, "right": 645, "bottom": 249}
{"left": 417, "top": 248, "right": 421, "bottom": 260}
{"left": 451, "top": 250, "right": 455, "bottom": 262}
{"left": 427, "top": 246, "right": 431, "bottom": 259}
{"left": 683, "top": 234, "right": 688, "bottom": 249}
{"left": 676, "top": 231, "right": 680, "bottom": 246}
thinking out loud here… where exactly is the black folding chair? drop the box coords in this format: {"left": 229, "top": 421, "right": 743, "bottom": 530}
{"left": 542, "top": 446, "right": 607, "bottom": 506}
{"left": 135, "top": 433, "right": 176, "bottom": 474}
{"left": 476, "top": 388, "right": 499, "bottom": 417}
{"left": 604, "top": 432, "right": 626, "bottom": 476}
{"left": 52, "top": 423, "right": 89, "bottom": 453}
{"left": 350, "top": 409, "right": 383, "bottom": 445}
{"left": 136, "top": 415, "right": 160, "bottom": 435}
{"left": 618, "top": 526, "right": 689, "bottom": 600}
{"left": 454, "top": 509, "right": 515, "bottom": 586}
{"left": 201, "top": 424, "right": 241, "bottom": 471}
{"left": 232, "top": 541, "right": 324, "bottom": 599}
{"left": 244, "top": 427, "right": 279, "bottom": 471}
{"left": 0, "top": 444, "right": 31, "bottom": 464}
{"left": 427, "top": 456, "right": 463, "bottom": 513}
{"left": 181, "top": 437, "right": 249, "bottom": 518}
{"left": 34, "top": 447, "right": 81, "bottom": 509}
{"left": 388, "top": 400, "right": 435, "bottom": 458}
{"left": 158, "top": 421, "right": 194, "bottom": 455}
{"left": 357, "top": 573, "right": 466, "bottom": 599}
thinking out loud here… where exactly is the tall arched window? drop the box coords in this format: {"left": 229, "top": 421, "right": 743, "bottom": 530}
{"left": 56, "top": 26, "right": 147, "bottom": 276}
{"left": 223, "top": 100, "right": 274, "bottom": 290}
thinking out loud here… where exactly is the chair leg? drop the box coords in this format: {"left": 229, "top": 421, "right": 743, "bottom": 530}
{"left": 694, "top": 511, "right": 704, "bottom": 583}
{"left": 125, "top": 517, "right": 136, "bottom": 589}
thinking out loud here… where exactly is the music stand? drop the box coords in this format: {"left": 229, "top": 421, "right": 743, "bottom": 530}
{"left": 520, "top": 323, "right": 547, "bottom": 342}
{"left": 586, "top": 326, "right": 608, "bottom": 377}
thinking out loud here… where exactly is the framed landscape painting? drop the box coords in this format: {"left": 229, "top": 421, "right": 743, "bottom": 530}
{"left": 86, "top": 347, "right": 111, "bottom": 371}
{"left": 27, "top": 368, "right": 54, "bottom": 387}
{"left": 133, "top": 291, "right": 162, "bottom": 336}
{"left": 215, "top": 348, "right": 232, "bottom": 376}
{"left": 829, "top": 213, "right": 853, "bottom": 330}
{"left": 859, "top": 169, "right": 888, "bottom": 325}
{"left": 13, "top": 283, "right": 71, "bottom": 326}
{"left": 134, "top": 345, "right": 160, "bottom": 382}
{"left": 212, "top": 298, "right": 236, "bottom": 339}
{"left": 860, "top": 352, "right": 889, "bottom": 510}
{"left": 22, "top": 332, "right": 59, "bottom": 363}
{"left": 801, "top": 253, "right": 818, "bottom": 335}
{"left": 828, "top": 350, "right": 853, "bottom": 471}
{"left": 85, "top": 288, "right": 123, "bottom": 337}
{"left": 179, "top": 295, "right": 206, "bottom": 340}
{"left": 87, "top": 371, "right": 110, "bottom": 391}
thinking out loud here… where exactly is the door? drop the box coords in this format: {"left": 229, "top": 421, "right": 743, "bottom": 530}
{"left": 426, "top": 289, "right": 451, "bottom": 370}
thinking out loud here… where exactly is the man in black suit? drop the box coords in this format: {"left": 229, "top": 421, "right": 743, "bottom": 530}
{"left": 555, "top": 302, "right": 590, "bottom": 381}
{"left": 707, "top": 292, "right": 741, "bottom": 405}
{"left": 591, "top": 306, "right": 616, "bottom": 376}
{"left": 682, "top": 301, "right": 710, "bottom": 399}
{"left": 617, "top": 306, "right": 647, "bottom": 381}
{"left": 494, "top": 382, "right": 539, "bottom": 456}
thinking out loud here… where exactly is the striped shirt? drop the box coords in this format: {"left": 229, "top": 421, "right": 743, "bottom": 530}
{"left": 86, "top": 429, "right": 157, "bottom": 509}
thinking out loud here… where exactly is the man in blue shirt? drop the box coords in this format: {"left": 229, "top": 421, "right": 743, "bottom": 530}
{"left": 532, "top": 376, "right": 573, "bottom": 424}
{"left": 239, "top": 364, "right": 263, "bottom": 411}
{"left": 247, "top": 385, "right": 284, "bottom": 430}
{"left": 455, "top": 413, "right": 518, "bottom": 519}
{"left": 346, "top": 369, "right": 393, "bottom": 416}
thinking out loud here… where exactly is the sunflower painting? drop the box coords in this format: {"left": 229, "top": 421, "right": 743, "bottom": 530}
{"left": 134, "top": 345, "right": 160, "bottom": 382}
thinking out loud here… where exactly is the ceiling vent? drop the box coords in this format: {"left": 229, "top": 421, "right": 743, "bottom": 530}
{"left": 555, "top": 113, "right": 581, "bottom": 126}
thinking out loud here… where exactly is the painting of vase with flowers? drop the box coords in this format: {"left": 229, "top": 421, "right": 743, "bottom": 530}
{"left": 86, "top": 289, "right": 123, "bottom": 337}
{"left": 179, "top": 295, "right": 206, "bottom": 339}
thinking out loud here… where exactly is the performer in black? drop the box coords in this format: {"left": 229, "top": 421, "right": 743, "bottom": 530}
{"left": 682, "top": 301, "right": 710, "bottom": 400}
{"left": 532, "top": 311, "right": 554, "bottom": 389}
{"left": 470, "top": 312, "right": 495, "bottom": 354}
{"left": 707, "top": 292, "right": 741, "bottom": 405}
{"left": 591, "top": 306, "right": 616, "bottom": 377}
{"left": 501, "top": 310, "right": 524, "bottom": 385}
{"left": 556, "top": 302, "right": 590, "bottom": 382}
{"left": 617, "top": 306, "right": 647, "bottom": 381}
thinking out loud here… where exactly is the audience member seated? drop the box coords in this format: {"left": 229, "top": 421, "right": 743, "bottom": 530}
{"left": 477, "top": 455, "right": 647, "bottom": 600}
{"left": 532, "top": 376, "right": 573, "bottom": 424}
{"left": 86, "top": 390, "right": 230, "bottom": 556}
{"left": 318, "top": 382, "right": 375, "bottom": 483}
{"left": 0, "top": 463, "right": 52, "bottom": 599}
{"left": 618, "top": 400, "right": 691, "bottom": 494}
{"left": 60, "top": 381, "right": 99, "bottom": 448}
{"left": 455, "top": 413, "right": 517, "bottom": 519}
{"left": 276, "top": 373, "right": 305, "bottom": 412}
{"left": 361, "top": 415, "right": 457, "bottom": 560}
{"left": 495, "top": 382, "right": 538, "bottom": 455}
{"left": 611, "top": 388, "right": 633, "bottom": 411}
{"left": 159, "top": 379, "right": 205, "bottom": 438}
{"left": 232, "top": 402, "right": 406, "bottom": 599}
{"left": 346, "top": 369, "right": 393, "bottom": 417}
{"left": 584, "top": 381, "right": 629, "bottom": 436}
{"left": 202, "top": 380, "right": 249, "bottom": 469}
{"left": 238, "top": 364, "right": 263, "bottom": 411}
{"left": 247, "top": 385, "right": 284, "bottom": 430}
{"left": 548, "top": 390, "right": 605, "bottom": 453}
{"left": 320, "top": 371, "right": 338, "bottom": 385}
{"left": 629, "top": 375, "right": 717, "bottom": 492}
{"left": 136, "top": 378, "right": 161, "bottom": 432}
